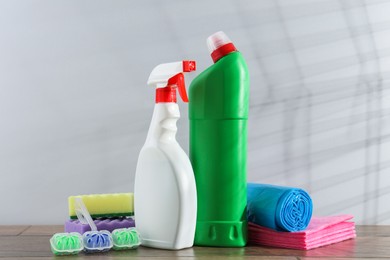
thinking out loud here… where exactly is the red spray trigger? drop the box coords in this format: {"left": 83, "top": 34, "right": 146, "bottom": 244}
{"left": 154, "top": 60, "right": 196, "bottom": 103}
{"left": 167, "top": 73, "right": 189, "bottom": 102}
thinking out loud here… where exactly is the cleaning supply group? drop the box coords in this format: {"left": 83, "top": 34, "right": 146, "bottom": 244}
{"left": 50, "top": 31, "right": 356, "bottom": 255}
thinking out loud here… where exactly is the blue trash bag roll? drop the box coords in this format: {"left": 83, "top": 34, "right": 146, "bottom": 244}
{"left": 247, "top": 183, "right": 313, "bottom": 232}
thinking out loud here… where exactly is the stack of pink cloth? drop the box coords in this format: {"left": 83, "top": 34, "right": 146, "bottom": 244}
{"left": 248, "top": 214, "right": 356, "bottom": 250}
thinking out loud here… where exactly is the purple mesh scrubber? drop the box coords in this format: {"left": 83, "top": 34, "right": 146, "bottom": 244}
{"left": 65, "top": 218, "right": 135, "bottom": 234}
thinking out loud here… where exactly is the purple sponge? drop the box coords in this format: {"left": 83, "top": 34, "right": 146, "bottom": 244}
{"left": 65, "top": 218, "right": 135, "bottom": 234}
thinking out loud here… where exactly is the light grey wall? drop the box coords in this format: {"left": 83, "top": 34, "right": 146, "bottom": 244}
{"left": 1, "top": 0, "right": 390, "bottom": 224}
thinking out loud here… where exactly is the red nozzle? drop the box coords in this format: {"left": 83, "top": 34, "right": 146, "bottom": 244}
{"left": 155, "top": 61, "right": 196, "bottom": 103}
{"left": 183, "top": 60, "right": 196, "bottom": 72}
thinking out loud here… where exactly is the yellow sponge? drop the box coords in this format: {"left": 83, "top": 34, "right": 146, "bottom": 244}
{"left": 68, "top": 193, "right": 134, "bottom": 219}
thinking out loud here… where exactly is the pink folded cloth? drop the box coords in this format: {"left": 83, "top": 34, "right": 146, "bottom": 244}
{"left": 249, "top": 214, "right": 356, "bottom": 250}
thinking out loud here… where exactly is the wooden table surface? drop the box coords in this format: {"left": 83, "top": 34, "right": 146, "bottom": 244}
{"left": 0, "top": 225, "right": 388, "bottom": 259}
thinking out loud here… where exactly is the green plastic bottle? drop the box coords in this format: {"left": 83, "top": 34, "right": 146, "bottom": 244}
{"left": 189, "top": 31, "right": 249, "bottom": 247}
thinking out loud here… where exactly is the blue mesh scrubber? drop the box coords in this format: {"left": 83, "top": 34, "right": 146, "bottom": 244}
{"left": 83, "top": 230, "right": 113, "bottom": 253}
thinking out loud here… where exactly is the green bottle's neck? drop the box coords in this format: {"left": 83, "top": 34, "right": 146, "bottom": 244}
{"left": 188, "top": 52, "right": 250, "bottom": 120}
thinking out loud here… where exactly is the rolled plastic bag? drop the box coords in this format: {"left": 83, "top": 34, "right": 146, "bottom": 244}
{"left": 247, "top": 183, "right": 313, "bottom": 232}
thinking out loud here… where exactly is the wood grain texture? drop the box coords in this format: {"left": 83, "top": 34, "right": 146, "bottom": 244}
{"left": 0, "top": 225, "right": 388, "bottom": 259}
{"left": 20, "top": 225, "right": 63, "bottom": 236}
{"left": 0, "top": 226, "right": 29, "bottom": 236}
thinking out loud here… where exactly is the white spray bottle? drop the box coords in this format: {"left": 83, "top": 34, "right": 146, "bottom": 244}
{"left": 134, "top": 61, "right": 197, "bottom": 250}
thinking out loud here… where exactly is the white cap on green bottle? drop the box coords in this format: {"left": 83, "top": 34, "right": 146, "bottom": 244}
{"left": 207, "top": 31, "right": 237, "bottom": 63}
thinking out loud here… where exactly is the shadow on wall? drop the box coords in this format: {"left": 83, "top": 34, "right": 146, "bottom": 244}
{"left": 243, "top": 0, "right": 390, "bottom": 224}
